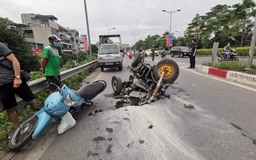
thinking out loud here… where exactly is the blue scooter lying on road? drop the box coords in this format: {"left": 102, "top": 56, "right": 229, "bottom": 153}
{"left": 8, "top": 80, "right": 107, "bottom": 151}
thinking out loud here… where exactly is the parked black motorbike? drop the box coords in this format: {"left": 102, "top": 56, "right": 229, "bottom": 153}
{"left": 217, "top": 50, "right": 239, "bottom": 62}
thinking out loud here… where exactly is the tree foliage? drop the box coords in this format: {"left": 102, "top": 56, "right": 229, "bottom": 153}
{"left": 185, "top": 0, "right": 256, "bottom": 48}
{"left": 134, "top": 1, "right": 256, "bottom": 50}
{"left": 0, "top": 17, "right": 40, "bottom": 72}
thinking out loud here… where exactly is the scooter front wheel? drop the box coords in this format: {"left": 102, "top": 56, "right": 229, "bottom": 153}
{"left": 8, "top": 114, "right": 38, "bottom": 152}
{"left": 233, "top": 57, "right": 239, "bottom": 62}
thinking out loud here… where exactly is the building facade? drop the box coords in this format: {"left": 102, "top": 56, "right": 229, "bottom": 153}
{"left": 21, "top": 13, "right": 80, "bottom": 54}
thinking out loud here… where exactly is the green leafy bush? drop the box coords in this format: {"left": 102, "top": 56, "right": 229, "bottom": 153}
{"left": 60, "top": 52, "right": 73, "bottom": 66}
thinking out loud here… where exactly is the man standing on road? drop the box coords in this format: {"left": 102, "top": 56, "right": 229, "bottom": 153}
{"left": 40, "top": 35, "right": 61, "bottom": 93}
{"left": 0, "top": 42, "right": 39, "bottom": 127}
{"left": 189, "top": 39, "right": 197, "bottom": 69}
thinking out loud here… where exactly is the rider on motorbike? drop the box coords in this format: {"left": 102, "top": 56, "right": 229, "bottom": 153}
{"left": 223, "top": 42, "right": 233, "bottom": 60}
{"left": 161, "top": 48, "right": 166, "bottom": 58}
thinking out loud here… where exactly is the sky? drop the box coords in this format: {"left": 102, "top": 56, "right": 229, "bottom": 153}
{"left": 0, "top": 0, "right": 243, "bottom": 46}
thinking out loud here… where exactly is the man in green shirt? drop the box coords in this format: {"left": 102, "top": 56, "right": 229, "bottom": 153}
{"left": 40, "top": 35, "right": 61, "bottom": 93}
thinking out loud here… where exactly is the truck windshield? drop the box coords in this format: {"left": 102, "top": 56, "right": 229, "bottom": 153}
{"left": 99, "top": 45, "right": 119, "bottom": 54}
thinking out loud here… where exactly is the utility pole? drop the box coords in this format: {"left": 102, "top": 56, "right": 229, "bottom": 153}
{"left": 247, "top": 15, "right": 256, "bottom": 69}
{"left": 162, "top": 9, "right": 181, "bottom": 50}
{"left": 83, "top": 0, "right": 92, "bottom": 61}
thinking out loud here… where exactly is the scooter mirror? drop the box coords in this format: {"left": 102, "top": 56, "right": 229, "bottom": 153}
{"left": 50, "top": 82, "right": 63, "bottom": 98}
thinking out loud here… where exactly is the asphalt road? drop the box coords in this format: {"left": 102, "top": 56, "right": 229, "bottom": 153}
{"left": 9, "top": 55, "right": 256, "bottom": 160}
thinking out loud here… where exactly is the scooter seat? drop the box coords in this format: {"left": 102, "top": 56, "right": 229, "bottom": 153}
{"left": 76, "top": 80, "right": 107, "bottom": 100}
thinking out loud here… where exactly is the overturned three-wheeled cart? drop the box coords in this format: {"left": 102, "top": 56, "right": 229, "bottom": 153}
{"left": 111, "top": 52, "right": 179, "bottom": 105}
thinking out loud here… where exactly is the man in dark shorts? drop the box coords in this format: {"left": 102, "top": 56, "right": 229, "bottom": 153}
{"left": 0, "top": 42, "right": 39, "bottom": 127}
{"left": 40, "top": 35, "right": 62, "bottom": 93}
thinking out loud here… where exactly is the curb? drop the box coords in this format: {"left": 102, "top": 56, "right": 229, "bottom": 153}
{"left": 197, "top": 65, "right": 256, "bottom": 87}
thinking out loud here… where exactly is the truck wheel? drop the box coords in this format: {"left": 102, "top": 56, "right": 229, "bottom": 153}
{"left": 101, "top": 67, "right": 104, "bottom": 72}
{"left": 152, "top": 59, "right": 179, "bottom": 84}
{"left": 111, "top": 76, "right": 122, "bottom": 94}
{"left": 119, "top": 64, "right": 123, "bottom": 71}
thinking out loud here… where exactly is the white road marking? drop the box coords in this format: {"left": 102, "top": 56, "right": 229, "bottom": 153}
{"left": 94, "top": 71, "right": 103, "bottom": 81}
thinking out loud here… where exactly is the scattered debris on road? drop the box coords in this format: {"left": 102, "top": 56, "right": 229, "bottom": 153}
{"left": 148, "top": 125, "right": 153, "bottom": 129}
{"left": 87, "top": 151, "right": 99, "bottom": 157}
{"left": 184, "top": 104, "right": 195, "bottom": 109}
{"left": 106, "top": 128, "right": 113, "bottom": 133}
{"left": 93, "top": 136, "right": 106, "bottom": 143}
{"left": 105, "top": 144, "right": 113, "bottom": 153}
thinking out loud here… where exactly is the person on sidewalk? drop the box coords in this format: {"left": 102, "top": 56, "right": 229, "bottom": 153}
{"left": 0, "top": 42, "right": 39, "bottom": 128}
{"left": 40, "top": 35, "right": 62, "bottom": 93}
{"left": 189, "top": 39, "right": 197, "bottom": 69}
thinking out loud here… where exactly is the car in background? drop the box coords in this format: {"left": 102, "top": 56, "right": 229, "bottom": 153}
{"left": 145, "top": 49, "right": 159, "bottom": 56}
{"left": 145, "top": 49, "right": 152, "bottom": 56}
{"left": 155, "top": 50, "right": 159, "bottom": 56}
{"left": 170, "top": 46, "right": 190, "bottom": 58}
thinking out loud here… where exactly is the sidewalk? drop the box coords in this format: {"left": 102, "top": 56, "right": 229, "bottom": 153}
{"left": 197, "top": 65, "right": 256, "bottom": 87}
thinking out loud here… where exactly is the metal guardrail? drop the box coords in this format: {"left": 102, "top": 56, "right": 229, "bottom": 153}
{"left": 0, "top": 60, "right": 98, "bottom": 111}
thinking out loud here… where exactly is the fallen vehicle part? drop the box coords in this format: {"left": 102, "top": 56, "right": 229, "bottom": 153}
{"left": 111, "top": 52, "right": 179, "bottom": 105}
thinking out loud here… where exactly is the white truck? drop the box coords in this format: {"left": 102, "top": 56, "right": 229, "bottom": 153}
{"left": 97, "top": 34, "right": 123, "bottom": 72}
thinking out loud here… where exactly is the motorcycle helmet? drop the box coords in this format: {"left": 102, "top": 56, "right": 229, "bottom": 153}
{"left": 48, "top": 35, "right": 61, "bottom": 42}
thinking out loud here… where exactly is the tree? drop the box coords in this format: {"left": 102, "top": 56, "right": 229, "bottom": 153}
{"left": 185, "top": 14, "right": 207, "bottom": 48}
{"left": 233, "top": 0, "right": 256, "bottom": 46}
{"left": 134, "top": 32, "right": 170, "bottom": 50}
{"left": 0, "top": 17, "right": 40, "bottom": 72}
{"left": 204, "top": 5, "right": 233, "bottom": 43}
{"left": 91, "top": 44, "right": 98, "bottom": 53}
{"left": 185, "top": 1, "right": 256, "bottom": 48}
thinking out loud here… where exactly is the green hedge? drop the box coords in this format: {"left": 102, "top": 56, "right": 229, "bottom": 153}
{"left": 197, "top": 47, "right": 256, "bottom": 56}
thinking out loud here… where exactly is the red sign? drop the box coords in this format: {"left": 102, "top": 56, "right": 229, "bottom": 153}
{"left": 166, "top": 35, "right": 170, "bottom": 47}
{"left": 166, "top": 35, "right": 173, "bottom": 47}
{"left": 81, "top": 35, "right": 88, "bottom": 52}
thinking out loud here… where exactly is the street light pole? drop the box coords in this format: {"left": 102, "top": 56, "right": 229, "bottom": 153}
{"left": 83, "top": 0, "right": 92, "bottom": 61}
{"left": 162, "top": 9, "right": 181, "bottom": 50}
{"left": 108, "top": 27, "right": 115, "bottom": 35}
{"left": 131, "top": 33, "right": 139, "bottom": 52}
